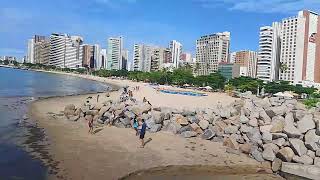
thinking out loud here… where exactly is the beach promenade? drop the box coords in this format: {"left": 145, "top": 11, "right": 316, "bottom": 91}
{"left": 28, "top": 72, "right": 282, "bottom": 180}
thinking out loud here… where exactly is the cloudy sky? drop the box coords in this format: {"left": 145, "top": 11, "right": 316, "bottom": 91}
{"left": 1, "top": 0, "right": 320, "bottom": 60}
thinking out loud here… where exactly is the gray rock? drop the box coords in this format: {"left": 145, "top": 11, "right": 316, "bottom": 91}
{"left": 283, "top": 123, "right": 302, "bottom": 138}
{"left": 307, "top": 150, "right": 316, "bottom": 159}
{"left": 247, "top": 128, "right": 262, "bottom": 145}
{"left": 181, "top": 131, "right": 197, "bottom": 138}
{"left": 152, "top": 111, "right": 165, "bottom": 124}
{"left": 281, "top": 162, "right": 320, "bottom": 180}
{"left": 224, "top": 125, "right": 239, "bottom": 134}
{"left": 314, "top": 157, "right": 320, "bottom": 167}
{"left": 262, "top": 132, "right": 273, "bottom": 143}
{"left": 253, "top": 97, "right": 271, "bottom": 109}
{"left": 284, "top": 112, "right": 294, "bottom": 125}
{"left": 201, "top": 129, "right": 215, "bottom": 140}
{"left": 293, "top": 155, "right": 314, "bottom": 165}
{"left": 262, "top": 146, "right": 276, "bottom": 161}
{"left": 145, "top": 118, "right": 156, "bottom": 128}
{"left": 297, "top": 114, "right": 315, "bottom": 134}
{"left": 272, "top": 158, "right": 282, "bottom": 172}
{"left": 165, "top": 122, "right": 182, "bottom": 134}
{"left": 211, "top": 136, "right": 224, "bottom": 143}
{"left": 240, "top": 125, "right": 253, "bottom": 133}
{"left": 223, "top": 137, "right": 239, "bottom": 150}
{"left": 181, "top": 109, "right": 195, "bottom": 116}
{"left": 239, "top": 115, "right": 249, "bottom": 124}
{"left": 273, "top": 138, "right": 286, "bottom": 147}
{"left": 263, "top": 143, "right": 280, "bottom": 154}
{"left": 316, "top": 150, "right": 320, "bottom": 157}
{"left": 250, "top": 146, "right": 264, "bottom": 162}
{"left": 270, "top": 116, "right": 285, "bottom": 133}
{"left": 272, "top": 133, "right": 288, "bottom": 140}
{"left": 239, "top": 143, "right": 252, "bottom": 154}
{"left": 198, "top": 120, "right": 209, "bottom": 130}
{"left": 289, "top": 138, "right": 308, "bottom": 156}
{"left": 149, "top": 124, "right": 162, "bottom": 133}
{"left": 248, "top": 117, "right": 258, "bottom": 127}
{"left": 188, "top": 116, "right": 199, "bottom": 124}
{"left": 293, "top": 110, "right": 306, "bottom": 122}
{"left": 276, "top": 147, "right": 295, "bottom": 162}
{"left": 305, "top": 129, "right": 320, "bottom": 151}
{"left": 178, "top": 125, "right": 193, "bottom": 134}
{"left": 268, "top": 105, "right": 286, "bottom": 117}
{"left": 260, "top": 125, "right": 272, "bottom": 133}
{"left": 265, "top": 110, "right": 276, "bottom": 119}
{"left": 259, "top": 110, "right": 272, "bottom": 124}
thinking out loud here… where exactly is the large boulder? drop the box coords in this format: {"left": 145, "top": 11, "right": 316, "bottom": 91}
{"left": 239, "top": 143, "right": 252, "bottom": 154}
{"left": 240, "top": 125, "right": 253, "bottom": 134}
{"left": 181, "top": 131, "right": 197, "bottom": 138}
{"left": 248, "top": 117, "right": 258, "bottom": 127}
{"left": 292, "top": 155, "right": 314, "bottom": 165}
{"left": 297, "top": 114, "right": 315, "bottom": 134}
{"left": 247, "top": 128, "right": 262, "bottom": 145}
{"left": 239, "top": 115, "right": 249, "bottom": 124}
{"left": 277, "top": 147, "right": 295, "bottom": 162}
{"left": 253, "top": 97, "right": 271, "bottom": 109}
{"left": 148, "top": 124, "right": 162, "bottom": 133}
{"left": 273, "top": 138, "right": 286, "bottom": 147}
{"left": 272, "top": 158, "right": 282, "bottom": 172}
{"left": 293, "top": 110, "right": 307, "bottom": 122}
{"left": 201, "top": 129, "right": 215, "bottom": 140}
{"left": 314, "top": 157, "right": 320, "bottom": 167}
{"left": 223, "top": 136, "right": 239, "bottom": 150}
{"left": 250, "top": 146, "right": 264, "bottom": 162}
{"left": 262, "top": 146, "right": 276, "bottom": 161}
{"left": 289, "top": 138, "right": 308, "bottom": 156}
{"left": 224, "top": 125, "right": 239, "bottom": 134}
{"left": 262, "top": 132, "right": 273, "bottom": 144}
{"left": 305, "top": 129, "right": 320, "bottom": 151}
{"left": 270, "top": 116, "right": 285, "bottom": 133}
{"left": 259, "top": 110, "right": 272, "bottom": 124}
{"left": 178, "top": 125, "right": 193, "bottom": 134}
{"left": 175, "top": 115, "right": 189, "bottom": 125}
{"left": 198, "top": 120, "right": 209, "bottom": 130}
{"left": 131, "top": 104, "right": 151, "bottom": 115}
{"left": 263, "top": 143, "right": 280, "bottom": 154}
{"left": 187, "top": 116, "right": 199, "bottom": 124}
{"left": 165, "top": 122, "right": 182, "bottom": 134}
{"left": 260, "top": 125, "right": 272, "bottom": 133}
{"left": 267, "top": 106, "right": 287, "bottom": 117}
{"left": 124, "top": 111, "right": 136, "bottom": 120}
{"left": 152, "top": 111, "right": 165, "bottom": 124}
{"left": 283, "top": 122, "right": 302, "bottom": 138}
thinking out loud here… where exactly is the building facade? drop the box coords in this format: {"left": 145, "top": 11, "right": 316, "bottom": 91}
{"left": 133, "top": 44, "right": 156, "bottom": 72}
{"left": 107, "top": 37, "right": 123, "bottom": 70}
{"left": 233, "top": 50, "right": 258, "bottom": 78}
{"left": 181, "top": 52, "right": 192, "bottom": 62}
{"left": 195, "top": 32, "right": 230, "bottom": 76}
{"left": 170, "top": 40, "right": 182, "bottom": 68}
{"left": 218, "top": 63, "right": 240, "bottom": 80}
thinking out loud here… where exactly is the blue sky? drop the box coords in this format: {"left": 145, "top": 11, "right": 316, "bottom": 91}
{"left": 1, "top": 0, "right": 320, "bottom": 60}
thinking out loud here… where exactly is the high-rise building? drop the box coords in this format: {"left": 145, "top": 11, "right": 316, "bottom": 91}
{"left": 49, "top": 33, "right": 83, "bottom": 68}
{"left": 93, "top": 44, "right": 101, "bottom": 69}
{"left": 107, "top": 36, "right": 123, "bottom": 70}
{"left": 34, "top": 37, "right": 50, "bottom": 64}
{"left": 257, "top": 23, "right": 281, "bottom": 82}
{"left": 195, "top": 32, "right": 230, "bottom": 76}
{"left": 27, "top": 39, "right": 35, "bottom": 64}
{"left": 100, "top": 49, "right": 107, "bottom": 69}
{"left": 229, "top": 52, "right": 236, "bottom": 63}
{"left": 170, "top": 40, "right": 182, "bottom": 68}
{"left": 218, "top": 62, "right": 240, "bottom": 80}
{"left": 133, "top": 44, "right": 156, "bottom": 72}
{"left": 233, "top": 50, "right": 258, "bottom": 78}
{"left": 181, "top": 52, "right": 192, "bottom": 62}
{"left": 122, "top": 50, "right": 129, "bottom": 70}
{"left": 82, "top": 44, "right": 94, "bottom": 68}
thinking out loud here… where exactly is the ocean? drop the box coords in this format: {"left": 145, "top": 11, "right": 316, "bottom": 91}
{"left": 0, "top": 67, "right": 111, "bottom": 180}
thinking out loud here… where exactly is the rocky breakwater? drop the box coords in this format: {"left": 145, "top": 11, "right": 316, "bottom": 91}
{"left": 62, "top": 93, "right": 320, "bottom": 178}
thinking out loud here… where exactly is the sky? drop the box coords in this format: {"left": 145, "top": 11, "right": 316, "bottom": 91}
{"left": 1, "top": 0, "right": 320, "bottom": 61}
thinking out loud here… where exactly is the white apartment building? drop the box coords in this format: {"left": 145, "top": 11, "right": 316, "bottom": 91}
{"left": 100, "top": 49, "right": 107, "bottom": 69}
{"left": 49, "top": 33, "right": 83, "bottom": 69}
{"left": 107, "top": 37, "right": 123, "bottom": 70}
{"left": 133, "top": 44, "right": 156, "bottom": 72}
{"left": 229, "top": 52, "right": 236, "bottom": 63}
{"left": 170, "top": 40, "right": 182, "bottom": 68}
{"left": 27, "top": 39, "right": 35, "bottom": 64}
{"left": 233, "top": 50, "right": 258, "bottom": 78}
{"left": 195, "top": 32, "right": 230, "bottom": 76}
{"left": 257, "top": 23, "right": 281, "bottom": 82}
{"left": 93, "top": 44, "right": 101, "bottom": 69}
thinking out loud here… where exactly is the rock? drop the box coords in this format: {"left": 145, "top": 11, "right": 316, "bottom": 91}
{"left": 239, "top": 143, "right": 252, "bottom": 154}
{"left": 248, "top": 117, "right": 258, "bottom": 127}
{"left": 22, "top": 114, "right": 28, "bottom": 120}
{"left": 270, "top": 116, "right": 285, "bottom": 133}
{"left": 253, "top": 97, "right": 271, "bottom": 109}
{"left": 215, "top": 121, "right": 227, "bottom": 131}
{"left": 201, "top": 129, "right": 215, "bottom": 140}
{"left": 175, "top": 114, "right": 189, "bottom": 125}
{"left": 181, "top": 131, "right": 197, "bottom": 138}
{"left": 85, "top": 110, "right": 99, "bottom": 116}
{"left": 289, "top": 138, "right": 308, "bottom": 156}
{"left": 124, "top": 111, "right": 135, "bottom": 120}
{"left": 114, "top": 121, "right": 125, "bottom": 128}
{"left": 223, "top": 137, "right": 239, "bottom": 150}
{"left": 141, "top": 113, "right": 151, "bottom": 120}
{"left": 131, "top": 104, "right": 151, "bottom": 115}
{"left": 272, "top": 158, "right": 282, "bottom": 172}
{"left": 297, "top": 114, "right": 315, "bottom": 134}
{"left": 247, "top": 128, "right": 262, "bottom": 145}
{"left": 305, "top": 129, "right": 320, "bottom": 151}
{"left": 267, "top": 106, "right": 286, "bottom": 117}
{"left": 165, "top": 122, "right": 182, "bottom": 134}
{"left": 187, "top": 116, "right": 199, "bottom": 124}
{"left": 219, "top": 107, "right": 231, "bottom": 118}
{"left": 120, "top": 118, "right": 131, "bottom": 126}
{"left": 263, "top": 143, "right": 280, "bottom": 154}
{"left": 181, "top": 109, "right": 195, "bottom": 116}
{"left": 307, "top": 150, "right": 316, "bottom": 159}
{"left": 293, "top": 155, "right": 314, "bottom": 165}
{"left": 250, "top": 146, "right": 264, "bottom": 162}
{"left": 283, "top": 122, "right": 302, "bottom": 138}
{"left": 262, "top": 132, "right": 273, "bottom": 143}
{"left": 259, "top": 110, "right": 272, "bottom": 124}
{"left": 285, "top": 112, "right": 294, "bottom": 124}
{"left": 316, "top": 120, "right": 320, "bottom": 136}
{"left": 277, "top": 147, "right": 295, "bottom": 162}
{"left": 224, "top": 125, "right": 238, "bottom": 134}
{"left": 260, "top": 125, "right": 272, "bottom": 133}
{"left": 272, "top": 133, "right": 288, "bottom": 140}
{"left": 262, "top": 147, "right": 276, "bottom": 161}
{"left": 281, "top": 162, "right": 320, "bottom": 180}
{"left": 211, "top": 136, "right": 224, "bottom": 143}
{"left": 265, "top": 110, "right": 276, "bottom": 119}
{"left": 314, "top": 157, "right": 320, "bottom": 167}
{"left": 178, "top": 125, "right": 193, "bottom": 134}
{"left": 198, "top": 120, "right": 209, "bottom": 130}
{"left": 68, "top": 115, "right": 80, "bottom": 121}
{"left": 149, "top": 124, "right": 162, "bottom": 133}
{"left": 239, "top": 115, "right": 249, "bottom": 124}
{"left": 273, "top": 138, "right": 286, "bottom": 147}
{"left": 240, "top": 125, "right": 253, "bottom": 133}
{"left": 293, "top": 110, "right": 306, "bottom": 122}
{"left": 317, "top": 150, "right": 320, "bottom": 157}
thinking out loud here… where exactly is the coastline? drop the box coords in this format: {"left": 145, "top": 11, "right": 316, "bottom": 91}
{"left": 25, "top": 70, "right": 283, "bottom": 179}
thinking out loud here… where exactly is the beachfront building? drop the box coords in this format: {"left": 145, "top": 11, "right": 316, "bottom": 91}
{"left": 122, "top": 50, "right": 129, "bottom": 70}
{"left": 195, "top": 32, "right": 230, "bottom": 76}
{"left": 233, "top": 50, "right": 258, "bottom": 78}
{"left": 229, "top": 52, "right": 236, "bottom": 63}
{"left": 107, "top": 36, "right": 123, "bottom": 70}
{"left": 133, "top": 44, "right": 156, "bottom": 72}
{"left": 100, "top": 49, "right": 107, "bottom": 69}
{"left": 27, "top": 39, "right": 35, "bottom": 64}
{"left": 181, "top": 52, "right": 192, "bottom": 63}
{"left": 218, "top": 62, "right": 240, "bottom": 80}
{"left": 170, "top": 40, "right": 182, "bottom": 68}
{"left": 257, "top": 24, "right": 281, "bottom": 82}
{"left": 48, "top": 33, "right": 83, "bottom": 69}
{"left": 34, "top": 37, "right": 50, "bottom": 65}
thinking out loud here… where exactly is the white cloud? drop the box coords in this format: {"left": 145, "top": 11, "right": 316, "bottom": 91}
{"left": 196, "top": 0, "right": 320, "bottom": 14}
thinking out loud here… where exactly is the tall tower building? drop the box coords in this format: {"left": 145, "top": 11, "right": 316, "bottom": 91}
{"left": 100, "top": 49, "right": 107, "bottom": 69}
{"left": 196, "top": 32, "right": 230, "bottom": 76}
{"left": 121, "top": 50, "right": 129, "bottom": 70}
{"left": 133, "top": 44, "right": 156, "bottom": 72}
{"left": 107, "top": 36, "right": 123, "bottom": 70}
{"left": 27, "top": 39, "right": 35, "bottom": 64}
{"left": 233, "top": 50, "right": 258, "bottom": 78}
{"left": 170, "top": 40, "right": 182, "bottom": 68}
{"left": 93, "top": 44, "right": 101, "bottom": 69}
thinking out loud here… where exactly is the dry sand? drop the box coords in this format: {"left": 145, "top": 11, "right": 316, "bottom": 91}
{"left": 28, "top": 72, "right": 283, "bottom": 180}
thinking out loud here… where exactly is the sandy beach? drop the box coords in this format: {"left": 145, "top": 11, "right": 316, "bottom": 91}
{"left": 29, "top": 72, "right": 283, "bottom": 180}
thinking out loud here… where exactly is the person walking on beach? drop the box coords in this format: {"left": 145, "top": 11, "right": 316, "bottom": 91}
{"left": 139, "top": 118, "right": 147, "bottom": 148}
{"left": 88, "top": 118, "right": 94, "bottom": 134}
{"left": 97, "top": 94, "right": 100, "bottom": 103}
{"left": 132, "top": 118, "right": 139, "bottom": 136}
